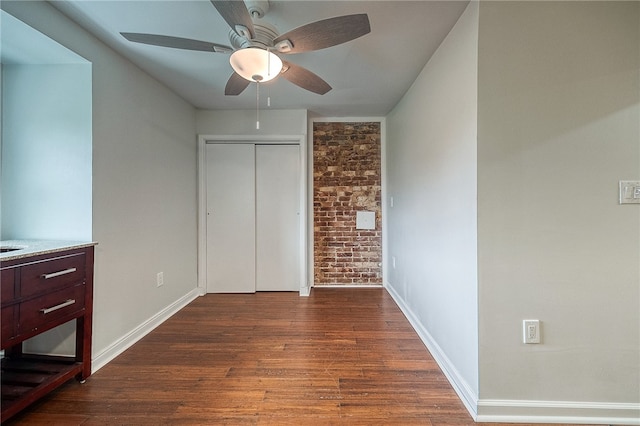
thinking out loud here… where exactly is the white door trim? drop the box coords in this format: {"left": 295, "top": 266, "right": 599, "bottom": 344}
{"left": 197, "top": 134, "right": 309, "bottom": 296}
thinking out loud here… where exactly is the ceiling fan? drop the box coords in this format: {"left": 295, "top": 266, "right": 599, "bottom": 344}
{"left": 120, "top": 0, "right": 371, "bottom": 96}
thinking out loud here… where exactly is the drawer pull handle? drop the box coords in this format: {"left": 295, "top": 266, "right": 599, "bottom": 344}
{"left": 40, "top": 299, "right": 76, "bottom": 314}
{"left": 42, "top": 268, "right": 77, "bottom": 279}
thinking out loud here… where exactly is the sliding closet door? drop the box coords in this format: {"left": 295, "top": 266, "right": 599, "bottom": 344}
{"left": 206, "top": 143, "right": 256, "bottom": 293}
{"left": 255, "top": 144, "right": 300, "bottom": 291}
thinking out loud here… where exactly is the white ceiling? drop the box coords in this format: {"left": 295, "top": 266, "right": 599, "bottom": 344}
{"left": 51, "top": 0, "right": 469, "bottom": 116}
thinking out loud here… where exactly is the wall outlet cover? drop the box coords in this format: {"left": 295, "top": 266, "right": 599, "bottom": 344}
{"left": 619, "top": 181, "right": 640, "bottom": 204}
{"left": 523, "top": 319, "right": 540, "bottom": 344}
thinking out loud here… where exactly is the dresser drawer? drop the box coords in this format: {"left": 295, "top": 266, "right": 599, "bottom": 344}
{"left": 20, "top": 254, "right": 86, "bottom": 299}
{"left": 1, "top": 268, "right": 16, "bottom": 305}
{"left": 19, "top": 284, "right": 85, "bottom": 333}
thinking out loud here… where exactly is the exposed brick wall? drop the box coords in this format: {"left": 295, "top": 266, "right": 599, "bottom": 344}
{"left": 313, "top": 122, "right": 382, "bottom": 286}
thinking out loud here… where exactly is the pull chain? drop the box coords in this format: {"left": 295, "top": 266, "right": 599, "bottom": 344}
{"left": 256, "top": 49, "right": 276, "bottom": 129}
{"left": 266, "top": 49, "right": 272, "bottom": 108}
{"left": 267, "top": 84, "right": 271, "bottom": 107}
{"left": 256, "top": 81, "right": 260, "bottom": 130}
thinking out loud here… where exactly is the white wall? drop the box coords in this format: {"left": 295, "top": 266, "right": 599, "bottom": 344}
{"left": 477, "top": 1, "right": 639, "bottom": 422}
{"left": 1, "top": 1, "right": 199, "bottom": 365}
{"left": 385, "top": 1, "right": 479, "bottom": 412}
{"left": 2, "top": 64, "right": 92, "bottom": 241}
{"left": 196, "top": 109, "right": 307, "bottom": 136}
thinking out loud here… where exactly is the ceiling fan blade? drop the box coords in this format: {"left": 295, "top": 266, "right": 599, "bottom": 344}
{"left": 274, "top": 14, "right": 370, "bottom": 54}
{"left": 281, "top": 61, "right": 331, "bottom": 95}
{"left": 225, "top": 72, "right": 251, "bottom": 95}
{"left": 210, "top": 0, "right": 255, "bottom": 39}
{"left": 121, "top": 33, "right": 232, "bottom": 53}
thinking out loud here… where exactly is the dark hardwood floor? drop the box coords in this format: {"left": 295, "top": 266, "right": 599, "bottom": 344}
{"left": 5, "top": 288, "right": 585, "bottom": 425}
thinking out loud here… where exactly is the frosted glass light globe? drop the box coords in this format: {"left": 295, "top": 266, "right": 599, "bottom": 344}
{"left": 230, "top": 48, "right": 283, "bottom": 83}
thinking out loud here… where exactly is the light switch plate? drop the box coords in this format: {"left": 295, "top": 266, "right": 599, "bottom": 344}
{"left": 619, "top": 181, "right": 640, "bottom": 204}
{"left": 356, "top": 211, "right": 376, "bottom": 230}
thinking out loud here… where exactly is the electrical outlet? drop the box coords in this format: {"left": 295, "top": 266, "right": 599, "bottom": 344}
{"left": 392, "top": 256, "right": 396, "bottom": 269}
{"left": 156, "top": 272, "right": 164, "bottom": 287}
{"left": 523, "top": 319, "right": 540, "bottom": 344}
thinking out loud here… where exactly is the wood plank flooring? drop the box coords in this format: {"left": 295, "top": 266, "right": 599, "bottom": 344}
{"left": 4, "top": 288, "right": 584, "bottom": 425}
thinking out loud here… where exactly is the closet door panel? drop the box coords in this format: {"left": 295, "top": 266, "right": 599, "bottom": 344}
{"left": 206, "top": 143, "right": 256, "bottom": 293}
{"left": 255, "top": 144, "right": 300, "bottom": 291}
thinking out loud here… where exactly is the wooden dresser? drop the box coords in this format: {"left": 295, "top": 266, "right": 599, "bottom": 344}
{"left": 1, "top": 242, "right": 95, "bottom": 423}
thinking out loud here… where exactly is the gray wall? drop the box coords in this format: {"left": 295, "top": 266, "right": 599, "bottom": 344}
{"left": 386, "top": 0, "right": 479, "bottom": 410}
{"left": 477, "top": 0, "right": 639, "bottom": 412}
{"left": 2, "top": 1, "right": 199, "bottom": 363}
{"left": 387, "top": 0, "right": 639, "bottom": 422}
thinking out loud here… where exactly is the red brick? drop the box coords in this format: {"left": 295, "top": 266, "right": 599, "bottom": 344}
{"left": 313, "top": 122, "right": 382, "bottom": 286}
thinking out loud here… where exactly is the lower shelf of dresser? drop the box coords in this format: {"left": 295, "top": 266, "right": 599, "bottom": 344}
{"left": 1, "top": 354, "right": 83, "bottom": 422}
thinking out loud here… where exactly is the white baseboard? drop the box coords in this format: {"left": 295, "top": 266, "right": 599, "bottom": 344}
{"left": 384, "top": 283, "right": 479, "bottom": 419}
{"left": 300, "top": 285, "right": 311, "bottom": 296}
{"left": 477, "top": 399, "right": 640, "bottom": 425}
{"left": 91, "top": 288, "right": 200, "bottom": 373}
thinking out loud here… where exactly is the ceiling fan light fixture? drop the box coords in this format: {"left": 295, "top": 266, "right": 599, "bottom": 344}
{"left": 230, "top": 48, "right": 282, "bottom": 83}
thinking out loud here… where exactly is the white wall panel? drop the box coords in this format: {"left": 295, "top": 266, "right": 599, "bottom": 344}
{"left": 256, "top": 144, "right": 300, "bottom": 291}
{"left": 206, "top": 143, "right": 256, "bottom": 293}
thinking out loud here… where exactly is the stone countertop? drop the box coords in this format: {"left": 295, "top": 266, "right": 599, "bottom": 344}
{"left": 0, "top": 240, "right": 97, "bottom": 262}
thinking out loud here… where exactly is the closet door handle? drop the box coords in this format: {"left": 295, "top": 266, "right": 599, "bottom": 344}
{"left": 42, "top": 268, "right": 77, "bottom": 279}
{"left": 40, "top": 299, "right": 76, "bottom": 314}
